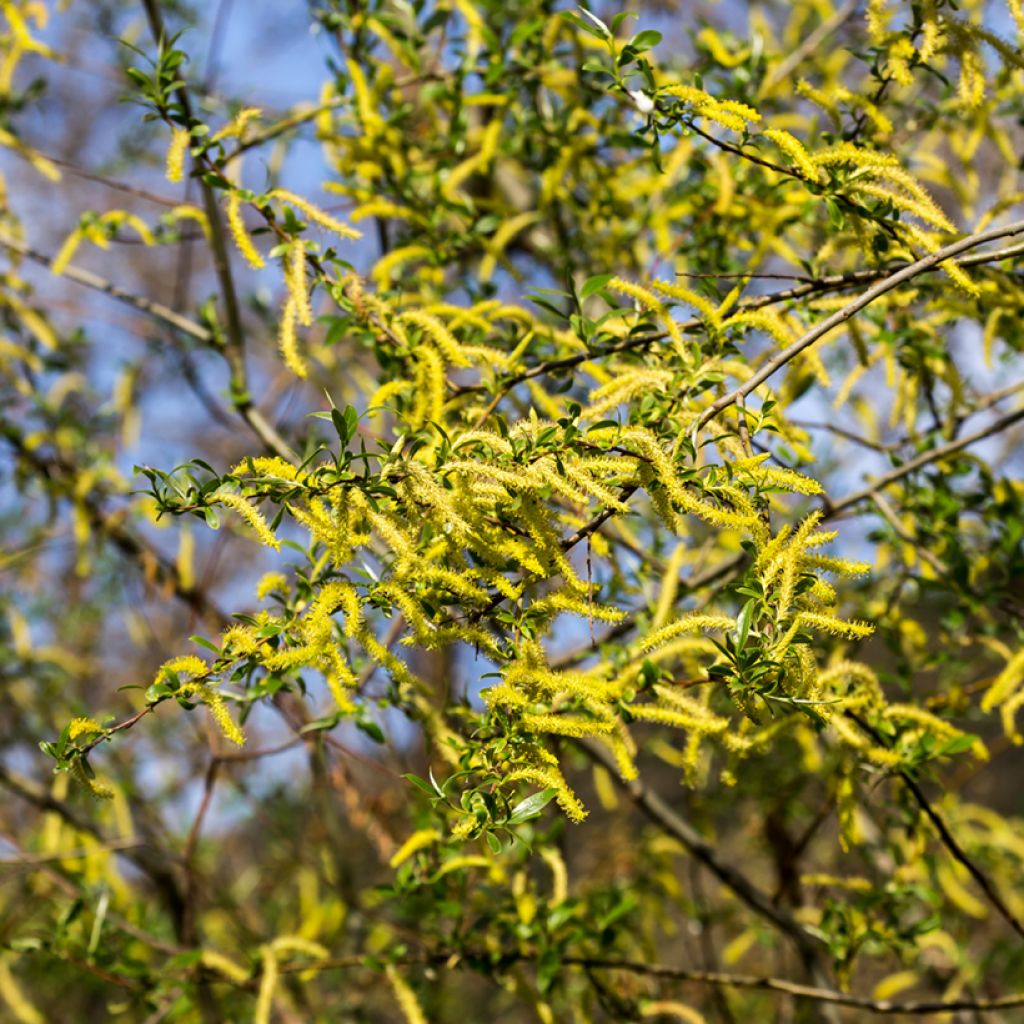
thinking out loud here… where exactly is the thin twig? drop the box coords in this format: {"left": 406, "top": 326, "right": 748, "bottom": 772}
{"left": 761, "top": 0, "right": 859, "bottom": 91}
{"left": 574, "top": 737, "right": 827, "bottom": 965}
{"left": 0, "top": 234, "right": 213, "bottom": 342}
{"left": 697, "top": 220, "right": 1024, "bottom": 430}
{"left": 141, "top": 0, "right": 296, "bottom": 465}
{"left": 830, "top": 405, "right": 1024, "bottom": 515}
{"left": 848, "top": 712, "right": 1024, "bottom": 943}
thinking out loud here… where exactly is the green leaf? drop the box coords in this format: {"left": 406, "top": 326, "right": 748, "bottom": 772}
{"left": 402, "top": 773, "right": 438, "bottom": 798}
{"left": 356, "top": 719, "right": 385, "bottom": 744}
{"left": 735, "top": 598, "right": 756, "bottom": 652}
{"left": 630, "top": 30, "right": 662, "bottom": 52}
{"left": 580, "top": 273, "right": 614, "bottom": 299}
{"left": 508, "top": 787, "right": 558, "bottom": 824}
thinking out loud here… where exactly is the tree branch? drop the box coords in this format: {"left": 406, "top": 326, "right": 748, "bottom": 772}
{"left": 828, "top": 405, "right": 1024, "bottom": 515}
{"left": 697, "top": 219, "right": 1024, "bottom": 430}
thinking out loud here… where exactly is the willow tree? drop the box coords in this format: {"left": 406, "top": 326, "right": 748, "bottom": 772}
{"left": 1, "top": 0, "right": 1024, "bottom": 1020}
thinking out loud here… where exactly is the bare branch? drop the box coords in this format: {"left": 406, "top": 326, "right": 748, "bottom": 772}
{"left": 697, "top": 220, "right": 1024, "bottom": 430}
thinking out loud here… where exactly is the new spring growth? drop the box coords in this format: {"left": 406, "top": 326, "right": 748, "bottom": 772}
{"left": 165, "top": 126, "right": 189, "bottom": 183}
{"left": 214, "top": 492, "right": 281, "bottom": 550}
{"left": 226, "top": 190, "right": 265, "bottom": 269}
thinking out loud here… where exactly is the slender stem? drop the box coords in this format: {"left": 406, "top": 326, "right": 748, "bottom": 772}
{"left": 697, "top": 220, "right": 1024, "bottom": 430}
{"left": 0, "top": 235, "right": 213, "bottom": 342}
{"left": 848, "top": 711, "right": 1024, "bottom": 943}
{"left": 574, "top": 737, "right": 828, "bottom": 965}
{"left": 831, "top": 405, "right": 1024, "bottom": 514}
{"left": 140, "top": 0, "right": 296, "bottom": 465}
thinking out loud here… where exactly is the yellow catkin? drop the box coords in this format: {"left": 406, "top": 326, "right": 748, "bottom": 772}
{"left": 652, "top": 280, "right": 722, "bottom": 330}
{"left": 215, "top": 492, "right": 281, "bottom": 550}
{"left": 867, "top": 0, "right": 891, "bottom": 43}
{"left": 981, "top": 648, "right": 1024, "bottom": 712}
{"left": 480, "top": 211, "right": 541, "bottom": 281}
{"left": 67, "top": 717, "right": 103, "bottom": 741}
{"left": 389, "top": 828, "right": 441, "bottom": 868}
{"left": 372, "top": 244, "right": 431, "bottom": 287}
{"left": 269, "top": 189, "right": 361, "bottom": 240}
{"left": 762, "top": 129, "right": 821, "bottom": 182}
{"left": 609, "top": 277, "right": 688, "bottom": 359}
{"left": 386, "top": 966, "right": 428, "bottom": 1024}
{"left": 199, "top": 950, "right": 250, "bottom": 984}
{"left": 641, "top": 1002, "right": 706, "bottom": 1023}
{"left": 254, "top": 947, "right": 278, "bottom": 1024}
{"left": 165, "top": 126, "right": 189, "bottom": 183}
{"left": 70, "top": 758, "right": 114, "bottom": 800}
{"left": 398, "top": 310, "right": 469, "bottom": 366}
{"left": 177, "top": 682, "right": 245, "bottom": 747}
{"left": 278, "top": 294, "right": 308, "bottom": 378}
{"left": 210, "top": 106, "right": 262, "bottom": 142}
{"left": 226, "top": 191, "right": 265, "bottom": 269}
{"left": 638, "top": 614, "right": 735, "bottom": 654}
{"left": 0, "top": 960, "right": 45, "bottom": 1024}
{"left": 49, "top": 229, "right": 82, "bottom": 276}
{"left": 287, "top": 241, "right": 312, "bottom": 326}
{"left": 1009, "top": 0, "right": 1024, "bottom": 37}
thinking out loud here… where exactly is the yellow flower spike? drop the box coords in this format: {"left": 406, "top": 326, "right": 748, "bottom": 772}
{"left": 386, "top": 965, "right": 428, "bottom": 1024}
{"left": 157, "top": 655, "right": 209, "bottom": 681}
{"left": 256, "top": 572, "right": 287, "bottom": 600}
{"left": 226, "top": 190, "right": 265, "bottom": 269}
{"left": 389, "top": 828, "right": 441, "bottom": 868}
{"left": 199, "top": 949, "right": 250, "bottom": 985}
{"left": 866, "top": 0, "right": 892, "bottom": 43}
{"left": 372, "top": 244, "right": 431, "bottom": 287}
{"left": 67, "top": 717, "right": 104, "bottom": 741}
{"left": 480, "top": 211, "right": 541, "bottom": 282}
{"left": 165, "top": 126, "right": 189, "bottom": 183}
{"left": 278, "top": 294, "right": 308, "bottom": 379}
{"left": 287, "top": 240, "right": 312, "bottom": 326}
{"left": 608, "top": 277, "right": 688, "bottom": 360}
{"left": 70, "top": 758, "right": 114, "bottom": 800}
{"left": 981, "top": 648, "right": 1024, "bottom": 713}
{"left": 638, "top": 614, "right": 735, "bottom": 654}
{"left": 49, "top": 229, "right": 83, "bottom": 276}
{"left": 210, "top": 106, "right": 262, "bottom": 143}
{"left": 215, "top": 492, "right": 281, "bottom": 550}
{"left": 503, "top": 764, "right": 587, "bottom": 822}
{"left": 177, "top": 682, "right": 245, "bottom": 747}
{"left": 519, "top": 713, "right": 615, "bottom": 738}
{"left": 253, "top": 946, "right": 277, "bottom": 1024}
{"left": 397, "top": 310, "right": 469, "bottom": 367}
{"left": 641, "top": 1001, "right": 706, "bottom": 1023}
{"left": 794, "top": 612, "right": 874, "bottom": 640}
{"left": 269, "top": 188, "right": 361, "bottom": 240}
{"left": 1010, "top": 0, "right": 1024, "bottom": 36}
{"left": 652, "top": 279, "right": 723, "bottom": 331}
{"left": 732, "top": 453, "right": 824, "bottom": 496}
{"left": 762, "top": 129, "right": 821, "bottom": 182}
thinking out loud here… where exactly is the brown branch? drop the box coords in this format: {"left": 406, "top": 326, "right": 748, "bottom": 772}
{"left": 847, "top": 712, "right": 1024, "bottom": 943}
{"left": 0, "top": 234, "right": 213, "bottom": 342}
{"left": 697, "top": 219, "right": 1024, "bottom": 430}
{"left": 760, "top": 0, "right": 859, "bottom": 91}
{"left": 141, "top": 0, "right": 296, "bottom": 466}
{"left": 0, "top": 762, "right": 189, "bottom": 940}
{"left": 0, "top": 416, "right": 225, "bottom": 627}
{"left": 269, "top": 948, "right": 1024, "bottom": 1015}
{"left": 574, "top": 737, "right": 828, "bottom": 969}
{"left": 561, "top": 958, "right": 1024, "bottom": 1015}
{"left": 830, "top": 404, "right": 1024, "bottom": 515}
